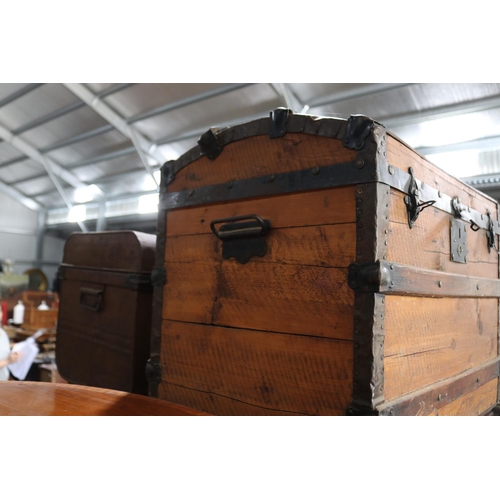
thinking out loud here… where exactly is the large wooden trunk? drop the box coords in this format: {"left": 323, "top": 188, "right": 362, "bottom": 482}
{"left": 56, "top": 231, "right": 156, "bottom": 395}
{"left": 148, "top": 109, "right": 500, "bottom": 416}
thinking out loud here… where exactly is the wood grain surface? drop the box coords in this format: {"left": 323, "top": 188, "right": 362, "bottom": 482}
{"left": 168, "top": 134, "right": 357, "bottom": 192}
{"left": 166, "top": 187, "right": 356, "bottom": 237}
{"left": 0, "top": 382, "right": 208, "bottom": 416}
{"left": 164, "top": 186, "right": 356, "bottom": 340}
{"left": 387, "top": 136, "right": 498, "bottom": 216}
{"left": 384, "top": 296, "right": 498, "bottom": 401}
{"left": 428, "top": 378, "right": 498, "bottom": 416}
{"left": 388, "top": 190, "right": 498, "bottom": 279}
{"left": 159, "top": 320, "right": 352, "bottom": 415}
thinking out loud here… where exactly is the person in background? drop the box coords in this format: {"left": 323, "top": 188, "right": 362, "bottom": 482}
{"left": 0, "top": 308, "right": 21, "bottom": 381}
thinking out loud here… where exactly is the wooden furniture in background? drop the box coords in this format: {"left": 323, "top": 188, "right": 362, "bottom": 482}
{"left": 21, "top": 291, "right": 59, "bottom": 330}
{"left": 0, "top": 382, "right": 209, "bottom": 416}
{"left": 56, "top": 231, "right": 156, "bottom": 396}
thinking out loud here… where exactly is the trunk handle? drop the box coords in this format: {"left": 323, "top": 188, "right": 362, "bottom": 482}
{"left": 79, "top": 287, "right": 103, "bottom": 312}
{"left": 210, "top": 214, "right": 270, "bottom": 240}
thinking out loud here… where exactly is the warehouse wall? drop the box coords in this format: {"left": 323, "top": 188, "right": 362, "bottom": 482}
{"left": 0, "top": 192, "right": 38, "bottom": 274}
{"left": 41, "top": 234, "right": 66, "bottom": 289}
{"left": 0, "top": 192, "right": 65, "bottom": 290}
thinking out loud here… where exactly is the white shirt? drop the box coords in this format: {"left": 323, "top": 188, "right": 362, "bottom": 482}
{"left": 0, "top": 328, "right": 10, "bottom": 381}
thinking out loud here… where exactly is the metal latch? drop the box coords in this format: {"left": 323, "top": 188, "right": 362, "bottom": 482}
{"left": 487, "top": 210, "right": 498, "bottom": 253}
{"left": 450, "top": 219, "right": 468, "bottom": 263}
{"left": 452, "top": 197, "right": 500, "bottom": 254}
{"left": 210, "top": 214, "right": 271, "bottom": 264}
{"left": 404, "top": 167, "right": 436, "bottom": 228}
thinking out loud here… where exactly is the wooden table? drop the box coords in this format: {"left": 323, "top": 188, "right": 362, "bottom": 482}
{"left": 0, "top": 382, "right": 209, "bottom": 416}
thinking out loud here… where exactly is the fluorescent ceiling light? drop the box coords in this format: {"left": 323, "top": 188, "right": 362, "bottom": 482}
{"left": 68, "top": 205, "right": 87, "bottom": 222}
{"left": 426, "top": 150, "right": 480, "bottom": 179}
{"left": 413, "top": 113, "right": 496, "bottom": 149}
{"left": 74, "top": 184, "right": 102, "bottom": 203}
{"left": 138, "top": 194, "right": 159, "bottom": 214}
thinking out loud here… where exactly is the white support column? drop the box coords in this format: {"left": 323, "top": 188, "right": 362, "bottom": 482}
{"left": 35, "top": 209, "right": 47, "bottom": 268}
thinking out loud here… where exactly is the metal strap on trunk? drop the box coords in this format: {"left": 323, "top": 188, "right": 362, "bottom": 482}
{"left": 380, "top": 164, "right": 500, "bottom": 237}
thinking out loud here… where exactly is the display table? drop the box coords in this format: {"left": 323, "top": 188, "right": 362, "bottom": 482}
{"left": 0, "top": 382, "right": 209, "bottom": 416}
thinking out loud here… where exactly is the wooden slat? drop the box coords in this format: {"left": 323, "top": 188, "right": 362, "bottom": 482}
{"left": 159, "top": 320, "right": 353, "bottom": 415}
{"left": 428, "top": 378, "right": 498, "bottom": 416}
{"left": 166, "top": 186, "right": 356, "bottom": 237}
{"left": 166, "top": 224, "right": 356, "bottom": 268}
{"left": 384, "top": 296, "right": 498, "bottom": 401}
{"left": 351, "top": 261, "right": 500, "bottom": 298}
{"left": 164, "top": 187, "right": 356, "bottom": 340}
{"left": 217, "top": 262, "right": 353, "bottom": 338}
{"left": 377, "top": 357, "right": 500, "bottom": 415}
{"left": 168, "top": 134, "right": 357, "bottom": 192}
{"left": 163, "top": 261, "right": 218, "bottom": 325}
{"left": 159, "top": 382, "right": 329, "bottom": 416}
{"left": 387, "top": 136, "right": 498, "bottom": 216}
{"left": 388, "top": 190, "right": 497, "bottom": 279}
{"left": 164, "top": 260, "right": 354, "bottom": 339}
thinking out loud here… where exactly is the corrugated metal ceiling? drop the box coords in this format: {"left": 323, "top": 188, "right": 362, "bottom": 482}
{"left": 1, "top": 82, "right": 500, "bottom": 235}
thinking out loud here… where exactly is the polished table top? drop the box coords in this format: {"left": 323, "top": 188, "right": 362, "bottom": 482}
{"left": 0, "top": 381, "right": 209, "bottom": 416}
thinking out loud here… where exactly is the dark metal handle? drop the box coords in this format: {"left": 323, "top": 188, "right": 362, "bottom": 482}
{"left": 210, "top": 214, "right": 271, "bottom": 240}
{"left": 79, "top": 287, "right": 103, "bottom": 312}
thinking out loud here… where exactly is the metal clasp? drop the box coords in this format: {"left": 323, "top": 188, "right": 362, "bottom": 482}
{"left": 404, "top": 167, "right": 436, "bottom": 228}
{"left": 487, "top": 211, "right": 498, "bottom": 253}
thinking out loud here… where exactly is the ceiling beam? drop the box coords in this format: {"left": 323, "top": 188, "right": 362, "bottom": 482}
{"left": 30, "top": 167, "right": 160, "bottom": 200}
{"left": 40, "top": 124, "right": 115, "bottom": 152}
{"left": 34, "top": 111, "right": 275, "bottom": 203}
{"left": 463, "top": 174, "right": 500, "bottom": 188}
{"left": 0, "top": 122, "right": 100, "bottom": 225}
{"left": 0, "top": 125, "right": 116, "bottom": 170}
{"left": 126, "top": 83, "right": 255, "bottom": 124}
{"left": 62, "top": 83, "right": 165, "bottom": 168}
{"left": 155, "top": 110, "right": 273, "bottom": 147}
{"left": 416, "top": 135, "right": 500, "bottom": 156}
{"left": 0, "top": 83, "right": 44, "bottom": 108}
{"left": 5, "top": 146, "right": 139, "bottom": 187}
{"left": 382, "top": 93, "right": 500, "bottom": 130}
{"left": 2, "top": 84, "right": 136, "bottom": 164}
{"left": 0, "top": 181, "right": 42, "bottom": 211}
{"left": 97, "top": 83, "right": 136, "bottom": 98}
{"left": 307, "top": 83, "right": 414, "bottom": 109}
{"left": 11, "top": 101, "right": 84, "bottom": 135}
{"left": 0, "top": 123, "right": 92, "bottom": 190}
{"left": 0, "top": 154, "right": 27, "bottom": 169}
{"left": 65, "top": 146, "right": 137, "bottom": 169}
{"left": 0, "top": 84, "right": 249, "bottom": 167}
{"left": 11, "top": 83, "right": 136, "bottom": 136}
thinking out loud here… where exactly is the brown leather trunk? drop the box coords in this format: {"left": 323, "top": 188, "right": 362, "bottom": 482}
{"left": 56, "top": 231, "right": 156, "bottom": 395}
{"left": 148, "top": 110, "right": 500, "bottom": 416}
